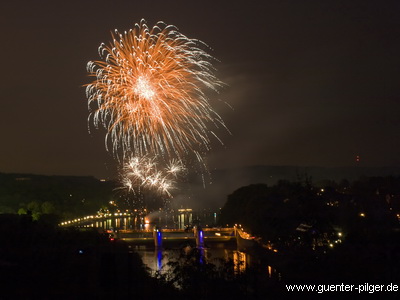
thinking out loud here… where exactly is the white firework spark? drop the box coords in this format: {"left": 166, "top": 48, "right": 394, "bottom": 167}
{"left": 121, "top": 156, "right": 185, "bottom": 197}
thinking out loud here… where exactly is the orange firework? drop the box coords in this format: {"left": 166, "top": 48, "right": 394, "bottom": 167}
{"left": 86, "top": 19, "right": 227, "bottom": 161}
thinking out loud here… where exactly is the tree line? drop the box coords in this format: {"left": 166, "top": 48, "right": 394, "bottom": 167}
{"left": 0, "top": 173, "right": 115, "bottom": 219}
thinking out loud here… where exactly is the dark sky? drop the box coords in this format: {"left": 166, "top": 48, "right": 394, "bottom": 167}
{"left": 1, "top": 0, "right": 399, "bottom": 179}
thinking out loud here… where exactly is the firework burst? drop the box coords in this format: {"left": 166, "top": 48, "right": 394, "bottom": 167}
{"left": 86, "top": 19, "right": 227, "bottom": 162}
{"left": 120, "top": 156, "right": 185, "bottom": 197}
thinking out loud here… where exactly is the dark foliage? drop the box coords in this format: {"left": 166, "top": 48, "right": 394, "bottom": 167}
{"left": 219, "top": 176, "right": 400, "bottom": 288}
{"left": 0, "top": 214, "right": 179, "bottom": 299}
{"left": 155, "top": 247, "right": 283, "bottom": 299}
{"left": 0, "top": 173, "right": 116, "bottom": 218}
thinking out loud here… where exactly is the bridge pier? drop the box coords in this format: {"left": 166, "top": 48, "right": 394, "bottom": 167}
{"left": 153, "top": 227, "right": 162, "bottom": 248}
{"left": 194, "top": 226, "right": 204, "bottom": 248}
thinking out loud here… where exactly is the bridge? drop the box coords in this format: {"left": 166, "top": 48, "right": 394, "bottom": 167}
{"left": 60, "top": 214, "right": 258, "bottom": 250}
{"left": 117, "top": 227, "right": 234, "bottom": 246}
{"left": 110, "top": 226, "right": 258, "bottom": 251}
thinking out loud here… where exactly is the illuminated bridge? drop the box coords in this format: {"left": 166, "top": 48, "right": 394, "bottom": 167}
{"left": 60, "top": 214, "right": 258, "bottom": 250}
{"left": 115, "top": 227, "right": 259, "bottom": 252}
{"left": 117, "top": 227, "right": 236, "bottom": 247}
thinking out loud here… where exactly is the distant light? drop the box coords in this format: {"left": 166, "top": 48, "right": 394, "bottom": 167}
{"left": 329, "top": 243, "right": 334, "bottom": 248}
{"left": 360, "top": 213, "right": 365, "bottom": 217}
{"left": 338, "top": 232, "right": 342, "bottom": 237}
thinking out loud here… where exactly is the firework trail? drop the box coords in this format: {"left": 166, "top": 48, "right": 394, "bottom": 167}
{"left": 120, "top": 156, "right": 185, "bottom": 197}
{"left": 86, "top": 19, "right": 227, "bottom": 163}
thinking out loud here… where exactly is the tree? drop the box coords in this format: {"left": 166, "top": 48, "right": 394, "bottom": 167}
{"left": 41, "top": 201, "right": 55, "bottom": 214}
{"left": 18, "top": 208, "right": 27, "bottom": 215}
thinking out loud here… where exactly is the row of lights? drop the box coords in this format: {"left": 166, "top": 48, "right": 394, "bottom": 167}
{"left": 59, "top": 212, "right": 134, "bottom": 226}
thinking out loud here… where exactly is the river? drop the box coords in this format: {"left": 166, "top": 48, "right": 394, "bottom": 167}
{"left": 130, "top": 242, "right": 281, "bottom": 280}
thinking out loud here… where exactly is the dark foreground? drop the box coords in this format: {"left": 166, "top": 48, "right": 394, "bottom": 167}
{"left": 2, "top": 214, "right": 400, "bottom": 299}
{"left": 0, "top": 215, "right": 283, "bottom": 299}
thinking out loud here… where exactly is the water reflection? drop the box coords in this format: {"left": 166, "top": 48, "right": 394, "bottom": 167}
{"left": 233, "top": 250, "right": 247, "bottom": 274}
{"left": 156, "top": 248, "right": 163, "bottom": 270}
{"left": 268, "top": 265, "right": 273, "bottom": 278}
{"left": 134, "top": 244, "right": 254, "bottom": 275}
{"left": 71, "top": 209, "right": 219, "bottom": 230}
{"left": 93, "top": 215, "right": 143, "bottom": 230}
{"left": 131, "top": 241, "right": 282, "bottom": 287}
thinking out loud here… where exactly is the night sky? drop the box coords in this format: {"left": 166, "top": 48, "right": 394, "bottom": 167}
{"left": 1, "top": 0, "right": 399, "bottom": 179}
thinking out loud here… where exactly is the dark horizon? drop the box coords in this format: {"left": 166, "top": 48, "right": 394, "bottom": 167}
{"left": 3, "top": 164, "right": 400, "bottom": 211}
